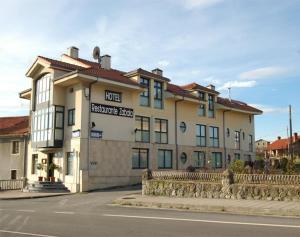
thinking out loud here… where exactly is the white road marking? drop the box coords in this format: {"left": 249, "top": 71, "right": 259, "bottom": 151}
{"left": 103, "top": 214, "right": 300, "bottom": 229}
{"left": 16, "top": 210, "right": 36, "bottom": 213}
{"left": 8, "top": 215, "right": 23, "bottom": 226}
{"left": 54, "top": 211, "right": 74, "bottom": 215}
{"left": 0, "top": 229, "right": 59, "bottom": 237}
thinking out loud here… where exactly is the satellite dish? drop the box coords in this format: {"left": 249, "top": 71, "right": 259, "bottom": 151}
{"left": 93, "top": 46, "right": 101, "bottom": 63}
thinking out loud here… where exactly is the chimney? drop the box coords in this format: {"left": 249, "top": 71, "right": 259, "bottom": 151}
{"left": 100, "top": 55, "right": 111, "bottom": 70}
{"left": 207, "top": 84, "right": 215, "bottom": 91}
{"left": 277, "top": 136, "right": 281, "bottom": 140}
{"left": 67, "top": 46, "right": 79, "bottom": 58}
{"left": 152, "top": 68, "right": 163, "bottom": 76}
{"left": 294, "top": 132, "right": 298, "bottom": 142}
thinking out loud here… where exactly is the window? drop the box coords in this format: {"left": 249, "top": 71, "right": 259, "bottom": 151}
{"left": 196, "top": 124, "right": 206, "bottom": 147}
{"left": 208, "top": 94, "right": 214, "bottom": 118}
{"left": 66, "top": 152, "right": 74, "bottom": 175}
{"left": 199, "top": 92, "right": 205, "bottom": 101}
{"left": 235, "top": 131, "right": 241, "bottom": 149}
{"left": 154, "top": 81, "right": 163, "bottom": 109}
{"left": 211, "top": 152, "right": 222, "bottom": 169}
{"left": 193, "top": 151, "right": 205, "bottom": 168}
{"left": 68, "top": 109, "right": 75, "bottom": 126}
{"left": 155, "top": 119, "right": 168, "bottom": 144}
{"left": 32, "top": 154, "right": 38, "bottom": 175}
{"left": 180, "top": 152, "right": 187, "bottom": 164}
{"left": 244, "top": 154, "right": 252, "bottom": 162}
{"left": 226, "top": 128, "right": 230, "bottom": 137}
{"left": 11, "top": 170, "right": 17, "bottom": 180}
{"left": 35, "top": 74, "right": 51, "bottom": 106}
{"left": 135, "top": 116, "right": 150, "bottom": 143}
{"left": 209, "top": 126, "right": 219, "bottom": 147}
{"left": 12, "top": 141, "right": 19, "bottom": 154}
{"left": 140, "top": 77, "right": 150, "bottom": 106}
{"left": 249, "top": 135, "right": 253, "bottom": 152}
{"left": 158, "top": 150, "right": 172, "bottom": 169}
{"left": 132, "top": 148, "right": 148, "bottom": 169}
{"left": 234, "top": 153, "right": 241, "bottom": 160}
{"left": 180, "top": 122, "right": 187, "bottom": 133}
{"left": 198, "top": 104, "right": 206, "bottom": 117}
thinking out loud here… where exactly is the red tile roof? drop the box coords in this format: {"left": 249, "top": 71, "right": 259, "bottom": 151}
{"left": 78, "top": 67, "right": 140, "bottom": 87}
{"left": 125, "top": 68, "right": 171, "bottom": 82}
{"left": 0, "top": 116, "right": 29, "bottom": 136}
{"left": 181, "top": 82, "right": 219, "bottom": 94}
{"left": 217, "top": 97, "right": 262, "bottom": 114}
{"left": 268, "top": 135, "right": 300, "bottom": 151}
{"left": 40, "top": 56, "right": 140, "bottom": 87}
{"left": 167, "top": 83, "right": 198, "bottom": 100}
{"left": 38, "top": 56, "right": 85, "bottom": 71}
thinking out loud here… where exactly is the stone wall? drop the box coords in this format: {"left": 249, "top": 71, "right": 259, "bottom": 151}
{"left": 142, "top": 170, "right": 300, "bottom": 201}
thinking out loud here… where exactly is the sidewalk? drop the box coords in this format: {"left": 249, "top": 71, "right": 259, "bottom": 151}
{"left": 0, "top": 190, "right": 71, "bottom": 200}
{"left": 113, "top": 194, "right": 300, "bottom": 217}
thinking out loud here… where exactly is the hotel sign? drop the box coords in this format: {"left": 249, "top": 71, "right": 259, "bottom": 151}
{"left": 91, "top": 103, "right": 134, "bottom": 118}
{"left": 105, "top": 90, "right": 122, "bottom": 103}
{"left": 90, "top": 130, "right": 103, "bottom": 139}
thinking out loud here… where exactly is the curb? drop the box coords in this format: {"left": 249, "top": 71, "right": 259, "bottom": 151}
{"left": 113, "top": 198, "right": 300, "bottom": 218}
{"left": 0, "top": 193, "right": 72, "bottom": 200}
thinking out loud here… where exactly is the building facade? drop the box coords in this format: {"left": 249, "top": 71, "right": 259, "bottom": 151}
{"left": 19, "top": 47, "right": 262, "bottom": 192}
{"left": 255, "top": 139, "right": 270, "bottom": 157}
{"left": 0, "top": 116, "right": 29, "bottom": 180}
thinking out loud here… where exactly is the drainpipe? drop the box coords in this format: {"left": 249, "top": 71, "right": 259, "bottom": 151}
{"left": 175, "top": 96, "right": 184, "bottom": 170}
{"left": 23, "top": 134, "right": 28, "bottom": 182}
{"left": 223, "top": 110, "right": 230, "bottom": 169}
{"left": 87, "top": 78, "right": 99, "bottom": 177}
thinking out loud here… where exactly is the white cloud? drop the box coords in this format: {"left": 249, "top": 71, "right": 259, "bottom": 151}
{"left": 218, "top": 80, "right": 256, "bottom": 90}
{"left": 182, "top": 0, "right": 223, "bottom": 10}
{"left": 158, "top": 60, "right": 170, "bottom": 67}
{"left": 249, "top": 104, "right": 288, "bottom": 114}
{"left": 239, "top": 67, "right": 287, "bottom": 80}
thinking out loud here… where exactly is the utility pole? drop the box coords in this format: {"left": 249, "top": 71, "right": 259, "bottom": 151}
{"left": 289, "top": 105, "right": 293, "bottom": 161}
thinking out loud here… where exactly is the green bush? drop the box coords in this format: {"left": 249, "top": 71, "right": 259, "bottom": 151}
{"left": 229, "top": 160, "right": 245, "bottom": 173}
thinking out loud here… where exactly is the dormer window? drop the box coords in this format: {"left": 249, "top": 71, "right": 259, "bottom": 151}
{"left": 208, "top": 94, "right": 214, "bottom": 118}
{"left": 199, "top": 91, "right": 205, "bottom": 101}
{"left": 140, "top": 77, "right": 150, "bottom": 107}
{"left": 154, "top": 81, "right": 163, "bottom": 109}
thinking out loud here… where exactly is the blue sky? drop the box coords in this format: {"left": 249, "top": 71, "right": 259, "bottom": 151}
{"left": 0, "top": 0, "right": 299, "bottom": 141}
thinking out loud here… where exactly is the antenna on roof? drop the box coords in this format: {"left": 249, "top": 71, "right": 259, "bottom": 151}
{"left": 228, "top": 87, "right": 231, "bottom": 101}
{"left": 92, "top": 46, "right": 101, "bottom": 64}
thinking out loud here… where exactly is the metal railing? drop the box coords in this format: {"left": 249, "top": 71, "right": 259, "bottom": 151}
{"left": 234, "top": 174, "right": 300, "bottom": 185}
{"left": 151, "top": 171, "right": 223, "bottom": 182}
{"left": 0, "top": 179, "right": 25, "bottom": 191}
{"left": 148, "top": 171, "right": 300, "bottom": 185}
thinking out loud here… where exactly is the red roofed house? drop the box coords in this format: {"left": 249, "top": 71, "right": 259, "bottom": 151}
{"left": 19, "top": 46, "right": 262, "bottom": 192}
{"left": 0, "top": 116, "right": 29, "bottom": 180}
{"left": 267, "top": 133, "right": 300, "bottom": 159}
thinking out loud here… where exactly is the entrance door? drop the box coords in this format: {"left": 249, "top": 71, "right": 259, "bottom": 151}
{"left": 48, "top": 153, "right": 54, "bottom": 177}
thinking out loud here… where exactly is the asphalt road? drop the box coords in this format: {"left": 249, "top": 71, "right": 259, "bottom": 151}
{"left": 0, "top": 186, "right": 300, "bottom": 237}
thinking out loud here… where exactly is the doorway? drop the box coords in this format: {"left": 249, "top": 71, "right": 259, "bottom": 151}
{"left": 48, "top": 153, "right": 54, "bottom": 177}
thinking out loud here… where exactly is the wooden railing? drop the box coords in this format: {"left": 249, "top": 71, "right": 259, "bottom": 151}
{"left": 0, "top": 179, "right": 25, "bottom": 191}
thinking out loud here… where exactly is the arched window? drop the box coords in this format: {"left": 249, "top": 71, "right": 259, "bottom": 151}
{"left": 180, "top": 152, "right": 187, "bottom": 164}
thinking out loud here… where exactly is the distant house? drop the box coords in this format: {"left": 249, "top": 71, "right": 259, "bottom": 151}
{"left": 267, "top": 133, "right": 300, "bottom": 159}
{"left": 0, "top": 116, "right": 29, "bottom": 180}
{"left": 255, "top": 139, "right": 270, "bottom": 157}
